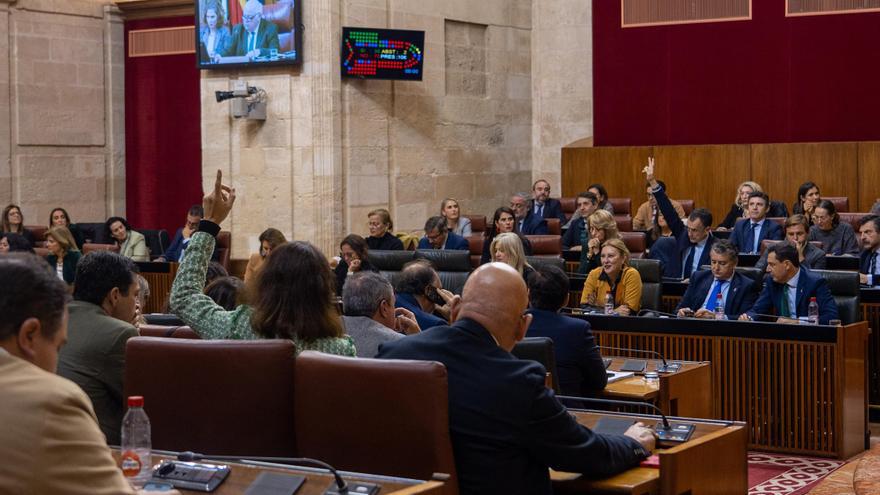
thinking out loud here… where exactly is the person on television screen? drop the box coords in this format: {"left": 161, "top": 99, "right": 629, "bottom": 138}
{"left": 223, "top": 0, "right": 280, "bottom": 61}
{"left": 200, "top": 0, "right": 231, "bottom": 63}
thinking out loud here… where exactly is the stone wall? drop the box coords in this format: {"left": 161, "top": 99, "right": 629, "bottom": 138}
{"left": 0, "top": 0, "right": 124, "bottom": 227}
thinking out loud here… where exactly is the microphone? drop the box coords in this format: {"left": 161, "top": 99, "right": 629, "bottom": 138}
{"left": 558, "top": 395, "right": 671, "bottom": 430}
{"left": 178, "top": 451, "right": 349, "bottom": 493}
{"left": 597, "top": 345, "right": 679, "bottom": 373}
{"left": 636, "top": 308, "right": 679, "bottom": 318}
{"left": 743, "top": 313, "right": 781, "bottom": 322}
{"left": 557, "top": 395, "right": 695, "bottom": 443}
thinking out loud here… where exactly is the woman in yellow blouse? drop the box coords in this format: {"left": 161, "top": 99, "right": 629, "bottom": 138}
{"left": 580, "top": 238, "right": 642, "bottom": 315}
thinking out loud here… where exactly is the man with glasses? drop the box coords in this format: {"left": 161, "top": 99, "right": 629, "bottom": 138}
{"left": 510, "top": 192, "right": 548, "bottom": 235}
{"left": 417, "top": 216, "right": 469, "bottom": 250}
{"left": 224, "top": 0, "right": 280, "bottom": 60}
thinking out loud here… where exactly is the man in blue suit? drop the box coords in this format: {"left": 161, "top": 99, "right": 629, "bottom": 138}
{"left": 525, "top": 264, "right": 607, "bottom": 396}
{"left": 561, "top": 191, "right": 598, "bottom": 251}
{"left": 740, "top": 243, "right": 838, "bottom": 324}
{"left": 530, "top": 179, "right": 567, "bottom": 224}
{"left": 417, "top": 216, "right": 469, "bottom": 251}
{"left": 394, "top": 260, "right": 451, "bottom": 330}
{"left": 858, "top": 215, "right": 880, "bottom": 286}
{"left": 729, "top": 191, "right": 783, "bottom": 253}
{"left": 643, "top": 158, "right": 715, "bottom": 280}
{"left": 511, "top": 192, "right": 548, "bottom": 235}
{"left": 378, "top": 263, "right": 653, "bottom": 495}
{"left": 675, "top": 240, "right": 758, "bottom": 320}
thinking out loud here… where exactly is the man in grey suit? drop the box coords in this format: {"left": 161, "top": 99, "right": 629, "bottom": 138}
{"left": 341, "top": 272, "right": 420, "bottom": 358}
{"left": 57, "top": 251, "right": 140, "bottom": 445}
{"left": 755, "top": 214, "right": 826, "bottom": 271}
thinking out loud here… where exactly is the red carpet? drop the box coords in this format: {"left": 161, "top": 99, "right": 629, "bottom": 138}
{"left": 748, "top": 453, "right": 845, "bottom": 495}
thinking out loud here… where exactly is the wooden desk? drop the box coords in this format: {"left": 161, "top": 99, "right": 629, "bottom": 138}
{"left": 136, "top": 262, "right": 178, "bottom": 314}
{"left": 552, "top": 410, "right": 748, "bottom": 495}
{"left": 603, "top": 357, "right": 712, "bottom": 418}
{"left": 112, "top": 451, "right": 445, "bottom": 495}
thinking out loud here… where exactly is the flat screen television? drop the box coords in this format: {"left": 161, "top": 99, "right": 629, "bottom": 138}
{"left": 195, "top": 0, "right": 302, "bottom": 69}
{"left": 341, "top": 27, "right": 424, "bottom": 80}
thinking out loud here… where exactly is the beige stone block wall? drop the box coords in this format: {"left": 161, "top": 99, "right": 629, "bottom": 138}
{"left": 0, "top": 0, "right": 123, "bottom": 228}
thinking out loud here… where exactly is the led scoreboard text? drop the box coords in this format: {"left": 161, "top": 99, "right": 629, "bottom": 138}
{"left": 342, "top": 27, "right": 425, "bottom": 80}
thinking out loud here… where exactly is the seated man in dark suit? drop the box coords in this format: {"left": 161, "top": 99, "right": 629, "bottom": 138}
{"left": 858, "top": 214, "right": 880, "bottom": 286}
{"left": 729, "top": 191, "right": 783, "bottom": 254}
{"left": 755, "top": 214, "right": 826, "bottom": 271}
{"left": 417, "top": 216, "right": 469, "bottom": 251}
{"left": 561, "top": 191, "right": 598, "bottom": 251}
{"left": 530, "top": 179, "right": 567, "bottom": 224}
{"left": 675, "top": 240, "right": 758, "bottom": 320}
{"left": 511, "top": 192, "right": 548, "bottom": 235}
{"left": 156, "top": 204, "right": 216, "bottom": 262}
{"left": 394, "top": 260, "right": 454, "bottom": 330}
{"left": 525, "top": 264, "right": 607, "bottom": 396}
{"left": 378, "top": 263, "right": 654, "bottom": 495}
{"left": 222, "top": 0, "right": 280, "bottom": 60}
{"left": 643, "top": 158, "right": 715, "bottom": 280}
{"left": 740, "top": 243, "right": 838, "bottom": 324}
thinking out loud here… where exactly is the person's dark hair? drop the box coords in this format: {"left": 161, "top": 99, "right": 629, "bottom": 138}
{"left": 785, "top": 214, "right": 810, "bottom": 232}
{"left": 486, "top": 206, "right": 517, "bottom": 239}
{"left": 72, "top": 251, "right": 137, "bottom": 306}
{"left": 0, "top": 254, "right": 70, "bottom": 340}
{"left": 205, "top": 261, "right": 229, "bottom": 287}
{"left": 526, "top": 264, "right": 569, "bottom": 311}
{"left": 710, "top": 239, "right": 738, "bottom": 263}
{"left": 395, "top": 260, "right": 437, "bottom": 296}
{"left": 187, "top": 205, "right": 205, "bottom": 218}
{"left": 1, "top": 233, "right": 35, "bottom": 253}
{"left": 576, "top": 191, "right": 598, "bottom": 203}
{"left": 340, "top": 234, "right": 369, "bottom": 259}
{"left": 342, "top": 272, "right": 393, "bottom": 317}
{"left": 587, "top": 183, "right": 608, "bottom": 203}
{"left": 858, "top": 214, "right": 880, "bottom": 232}
{"left": 258, "top": 228, "right": 287, "bottom": 248}
{"left": 424, "top": 216, "right": 448, "bottom": 234}
{"left": 688, "top": 208, "right": 713, "bottom": 229}
{"left": 814, "top": 199, "right": 840, "bottom": 227}
{"left": 204, "top": 276, "right": 244, "bottom": 311}
{"left": 250, "top": 241, "right": 343, "bottom": 341}
{"left": 48, "top": 207, "right": 72, "bottom": 228}
{"left": 104, "top": 216, "right": 132, "bottom": 240}
{"left": 1, "top": 204, "right": 24, "bottom": 233}
{"left": 767, "top": 243, "right": 800, "bottom": 268}
{"left": 747, "top": 191, "right": 770, "bottom": 207}
{"left": 797, "top": 182, "right": 819, "bottom": 203}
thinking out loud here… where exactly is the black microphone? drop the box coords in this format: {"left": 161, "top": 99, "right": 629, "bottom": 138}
{"left": 557, "top": 395, "right": 672, "bottom": 431}
{"left": 178, "top": 451, "right": 348, "bottom": 492}
{"left": 597, "top": 345, "right": 678, "bottom": 373}
{"left": 636, "top": 308, "right": 680, "bottom": 318}
{"left": 743, "top": 313, "right": 781, "bottom": 322}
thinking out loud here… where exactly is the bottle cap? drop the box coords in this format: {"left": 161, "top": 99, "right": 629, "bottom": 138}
{"left": 127, "top": 396, "right": 144, "bottom": 408}
{"left": 810, "top": 297, "right": 817, "bottom": 302}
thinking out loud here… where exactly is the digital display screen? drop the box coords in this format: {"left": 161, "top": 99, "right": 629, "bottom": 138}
{"left": 195, "top": 0, "right": 302, "bottom": 70}
{"left": 341, "top": 27, "right": 424, "bottom": 80}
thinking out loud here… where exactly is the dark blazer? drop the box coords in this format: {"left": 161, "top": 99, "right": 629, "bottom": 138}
{"left": 729, "top": 218, "right": 783, "bottom": 254}
{"left": 653, "top": 185, "right": 715, "bottom": 278}
{"left": 519, "top": 211, "right": 549, "bottom": 235}
{"left": 718, "top": 201, "right": 789, "bottom": 229}
{"left": 530, "top": 198, "right": 567, "bottom": 224}
{"left": 46, "top": 251, "right": 82, "bottom": 284}
{"left": 394, "top": 292, "right": 446, "bottom": 330}
{"left": 859, "top": 249, "right": 880, "bottom": 286}
{"left": 163, "top": 228, "right": 220, "bottom": 262}
{"left": 333, "top": 259, "right": 378, "bottom": 296}
{"left": 376, "top": 318, "right": 648, "bottom": 495}
{"left": 562, "top": 217, "right": 587, "bottom": 250}
{"left": 746, "top": 268, "right": 839, "bottom": 324}
{"left": 366, "top": 232, "right": 404, "bottom": 251}
{"left": 525, "top": 309, "right": 607, "bottom": 396}
{"left": 417, "top": 232, "right": 469, "bottom": 251}
{"left": 223, "top": 19, "right": 280, "bottom": 58}
{"left": 675, "top": 270, "right": 758, "bottom": 320}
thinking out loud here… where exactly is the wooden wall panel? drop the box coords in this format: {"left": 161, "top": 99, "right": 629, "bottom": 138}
{"left": 561, "top": 146, "right": 653, "bottom": 215}
{"left": 751, "top": 142, "right": 859, "bottom": 209}
{"left": 858, "top": 142, "right": 880, "bottom": 212}
{"left": 652, "top": 145, "right": 751, "bottom": 223}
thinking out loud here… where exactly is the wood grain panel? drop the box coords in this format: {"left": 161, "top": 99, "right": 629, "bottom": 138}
{"left": 858, "top": 142, "right": 880, "bottom": 212}
{"left": 561, "top": 145, "right": 654, "bottom": 205}
{"left": 751, "top": 142, "right": 859, "bottom": 209}
{"left": 652, "top": 145, "right": 751, "bottom": 224}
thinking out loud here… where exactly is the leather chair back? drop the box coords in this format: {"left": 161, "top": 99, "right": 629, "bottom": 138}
{"left": 546, "top": 218, "right": 561, "bottom": 235}
{"left": 767, "top": 217, "right": 786, "bottom": 228}
{"left": 140, "top": 229, "right": 170, "bottom": 260}
{"left": 465, "top": 215, "right": 486, "bottom": 233}
{"left": 811, "top": 269, "right": 859, "bottom": 324}
{"left": 33, "top": 247, "right": 50, "bottom": 258}
{"left": 511, "top": 337, "right": 558, "bottom": 392}
{"left": 368, "top": 250, "right": 417, "bottom": 286}
{"left": 144, "top": 313, "right": 186, "bottom": 326}
{"left": 526, "top": 256, "right": 564, "bottom": 273}
{"left": 629, "top": 258, "right": 661, "bottom": 310}
{"left": 524, "top": 235, "right": 561, "bottom": 257}
{"left": 25, "top": 225, "right": 47, "bottom": 244}
{"left": 261, "top": 0, "right": 294, "bottom": 51}
{"left": 124, "top": 337, "right": 298, "bottom": 456}
{"left": 77, "top": 222, "right": 109, "bottom": 244}
{"left": 138, "top": 324, "right": 200, "bottom": 339}
{"left": 415, "top": 250, "right": 472, "bottom": 295}
{"left": 824, "top": 196, "right": 849, "bottom": 213}
{"left": 615, "top": 214, "right": 633, "bottom": 232}
{"left": 215, "top": 231, "right": 231, "bottom": 270}
{"left": 839, "top": 212, "right": 869, "bottom": 233}
{"left": 560, "top": 197, "right": 576, "bottom": 217}
{"left": 294, "top": 352, "right": 457, "bottom": 492}
{"left": 83, "top": 243, "right": 119, "bottom": 255}
{"left": 620, "top": 231, "right": 647, "bottom": 259}
{"left": 676, "top": 199, "right": 694, "bottom": 217}
{"left": 466, "top": 235, "right": 483, "bottom": 269}
{"left": 609, "top": 198, "right": 631, "bottom": 216}
{"left": 735, "top": 266, "right": 765, "bottom": 291}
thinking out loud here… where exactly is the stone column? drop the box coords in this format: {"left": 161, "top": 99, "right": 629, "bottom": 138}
{"left": 0, "top": 0, "right": 14, "bottom": 202}
{"left": 104, "top": 3, "right": 125, "bottom": 215}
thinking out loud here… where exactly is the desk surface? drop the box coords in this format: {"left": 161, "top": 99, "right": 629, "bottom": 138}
{"left": 603, "top": 357, "right": 707, "bottom": 401}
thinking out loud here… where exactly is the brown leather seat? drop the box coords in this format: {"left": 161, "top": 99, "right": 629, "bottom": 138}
{"left": 466, "top": 235, "right": 484, "bottom": 268}
{"left": 215, "top": 231, "right": 231, "bottom": 270}
{"left": 614, "top": 214, "right": 633, "bottom": 232}
{"left": 465, "top": 215, "right": 486, "bottom": 233}
{"left": 33, "top": 247, "right": 50, "bottom": 258}
{"left": 760, "top": 239, "right": 824, "bottom": 256}
{"left": 124, "top": 337, "right": 297, "bottom": 456}
{"left": 25, "top": 225, "right": 47, "bottom": 244}
{"left": 546, "top": 218, "right": 561, "bottom": 235}
{"left": 839, "top": 212, "right": 868, "bottom": 233}
{"left": 524, "top": 235, "right": 562, "bottom": 257}
{"left": 608, "top": 198, "right": 631, "bottom": 216}
{"left": 138, "top": 324, "right": 201, "bottom": 339}
{"left": 676, "top": 199, "right": 694, "bottom": 216}
{"left": 620, "top": 231, "right": 647, "bottom": 259}
{"left": 261, "top": 0, "right": 295, "bottom": 52}
{"left": 294, "top": 352, "right": 457, "bottom": 492}
{"left": 82, "top": 243, "right": 119, "bottom": 254}
{"left": 560, "top": 197, "right": 576, "bottom": 217}
{"left": 824, "top": 196, "right": 849, "bottom": 213}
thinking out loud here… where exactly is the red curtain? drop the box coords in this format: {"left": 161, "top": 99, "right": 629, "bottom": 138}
{"left": 124, "top": 16, "right": 202, "bottom": 235}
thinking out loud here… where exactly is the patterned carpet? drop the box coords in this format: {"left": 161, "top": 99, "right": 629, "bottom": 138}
{"left": 748, "top": 453, "right": 846, "bottom": 495}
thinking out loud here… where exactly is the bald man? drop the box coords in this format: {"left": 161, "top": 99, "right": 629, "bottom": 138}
{"left": 377, "top": 263, "right": 654, "bottom": 495}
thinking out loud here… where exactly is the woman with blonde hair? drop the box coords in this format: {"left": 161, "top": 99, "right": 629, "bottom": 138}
{"left": 578, "top": 209, "right": 620, "bottom": 275}
{"left": 440, "top": 198, "right": 472, "bottom": 237}
{"left": 45, "top": 226, "right": 82, "bottom": 284}
{"left": 580, "top": 238, "right": 641, "bottom": 315}
{"left": 490, "top": 232, "right": 533, "bottom": 281}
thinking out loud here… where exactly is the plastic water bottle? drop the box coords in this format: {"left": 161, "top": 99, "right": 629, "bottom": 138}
{"left": 604, "top": 292, "right": 615, "bottom": 315}
{"left": 120, "top": 396, "right": 152, "bottom": 488}
{"left": 714, "top": 294, "right": 725, "bottom": 320}
{"left": 807, "top": 297, "right": 819, "bottom": 325}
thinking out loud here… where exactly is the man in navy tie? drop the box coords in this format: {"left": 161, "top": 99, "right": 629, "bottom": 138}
{"left": 675, "top": 240, "right": 758, "bottom": 320}
{"left": 729, "top": 191, "right": 783, "bottom": 253}
{"left": 530, "top": 179, "right": 567, "bottom": 224}
{"left": 858, "top": 215, "right": 880, "bottom": 286}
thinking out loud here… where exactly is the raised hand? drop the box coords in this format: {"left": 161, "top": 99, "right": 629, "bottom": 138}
{"left": 642, "top": 157, "right": 656, "bottom": 182}
{"left": 203, "top": 170, "right": 236, "bottom": 225}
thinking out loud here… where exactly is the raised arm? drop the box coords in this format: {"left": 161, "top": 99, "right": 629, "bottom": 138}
{"left": 643, "top": 157, "right": 685, "bottom": 238}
